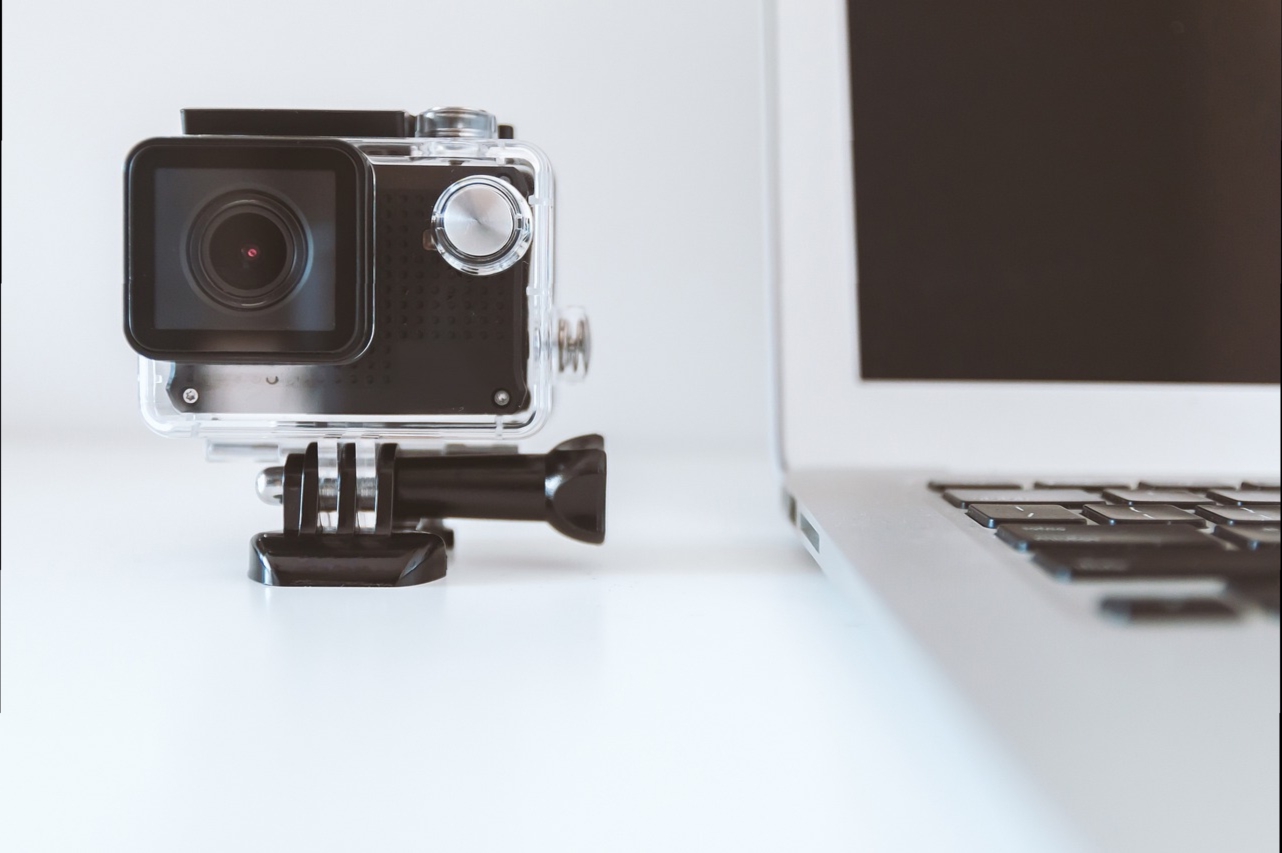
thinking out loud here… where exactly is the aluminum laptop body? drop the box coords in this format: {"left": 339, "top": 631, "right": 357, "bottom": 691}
{"left": 765, "top": 2, "right": 1281, "bottom": 850}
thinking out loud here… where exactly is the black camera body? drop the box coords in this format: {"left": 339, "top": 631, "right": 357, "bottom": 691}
{"left": 125, "top": 107, "right": 582, "bottom": 442}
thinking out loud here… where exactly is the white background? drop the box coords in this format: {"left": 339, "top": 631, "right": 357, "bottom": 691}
{"left": 1, "top": 0, "right": 771, "bottom": 455}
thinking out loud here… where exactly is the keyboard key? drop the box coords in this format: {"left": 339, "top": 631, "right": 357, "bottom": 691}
{"left": 997, "top": 523, "right": 1219, "bottom": 552}
{"left": 1243, "top": 479, "right": 1281, "bottom": 490}
{"left": 1099, "top": 596, "right": 1237, "bottom": 623}
{"left": 1137, "top": 480, "right": 1238, "bottom": 491}
{"left": 1194, "top": 505, "right": 1282, "bottom": 526}
{"left": 1101, "top": 488, "right": 1214, "bottom": 507}
{"left": 966, "top": 504, "right": 1085, "bottom": 528}
{"left": 1033, "top": 480, "right": 1132, "bottom": 490}
{"left": 1081, "top": 504, "right": 1204, "bottom": 526}
{"left": 1206, "top": 488, "right": 1282, "bottom": 506}
{"left": 943, "top": 488, "right": 1098, "bottom": 508}
{"left": 928, "top": 479, "right": 1021, "bottom": 492}
{"left": 1213, "top": 525, "right": 1281, "bottom": 550}
{"left": 1033, "top": 548, "right": 1279, "bottom": 581}
{"left": 1228, "top": 579, "right": 1281, "bottom": 615}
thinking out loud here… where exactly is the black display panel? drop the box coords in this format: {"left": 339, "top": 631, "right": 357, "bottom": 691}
{"left": 848, "top": 1, "right": 1280, "bottom": 383}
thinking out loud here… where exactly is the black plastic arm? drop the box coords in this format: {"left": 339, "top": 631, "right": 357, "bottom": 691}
{"left": 395, "top": 435, "right": 606, "bottom": 543}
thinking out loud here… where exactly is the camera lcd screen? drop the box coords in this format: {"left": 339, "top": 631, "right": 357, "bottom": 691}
{"left": 847, "top": 0, "right": 1282, "bottom": 383}
{"left": 125, "top": 138, "right": 370, "bottom": 364}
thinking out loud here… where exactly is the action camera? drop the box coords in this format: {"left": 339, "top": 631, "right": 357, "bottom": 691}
{"left": 125, "top": 107, "right": 588, "bottom": 442}
{"left": 123, "top": 108, "right": 603, "bottom": 587}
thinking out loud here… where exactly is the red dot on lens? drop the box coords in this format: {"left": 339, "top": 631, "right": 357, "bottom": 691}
{"left": 244, "top": 245, "right": 260, "bottom": 259}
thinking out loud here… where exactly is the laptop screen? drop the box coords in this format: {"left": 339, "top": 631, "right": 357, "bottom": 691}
{"left": 848, "top": 1, "right": 1281, "bottom": 383}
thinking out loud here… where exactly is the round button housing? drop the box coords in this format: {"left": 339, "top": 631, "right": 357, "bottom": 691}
{"left": 416, "top": 107, "right": 498, "bottom": 139}
{"left": 432, "top": 176, "right": 532, "bottom": 275}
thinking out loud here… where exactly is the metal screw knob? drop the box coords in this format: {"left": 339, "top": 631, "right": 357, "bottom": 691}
{"left": 256, "top": 467, "right": 285, "bottom": 504}
{"left": 557, "top": 308, "right": 591, "bottom": 382}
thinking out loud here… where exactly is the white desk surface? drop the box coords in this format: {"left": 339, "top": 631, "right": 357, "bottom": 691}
{"left": 1, "top": 438, "right": 1077, "bottom": 852}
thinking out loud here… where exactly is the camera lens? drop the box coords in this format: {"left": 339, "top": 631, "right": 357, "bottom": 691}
{"left": 189, "top": 193, "right": 308, "bottom": 309}
{"left": 207, "top": 212, "right": 288, "bottom": 291}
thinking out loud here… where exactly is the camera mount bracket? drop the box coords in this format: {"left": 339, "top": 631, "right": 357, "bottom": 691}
{"left": 249, "top": 435, "right": 606, "bottom": 587}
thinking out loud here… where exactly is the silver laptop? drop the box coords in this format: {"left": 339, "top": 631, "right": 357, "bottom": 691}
{"left": 766, "top": 2, "right": 1280, "bottom": 850}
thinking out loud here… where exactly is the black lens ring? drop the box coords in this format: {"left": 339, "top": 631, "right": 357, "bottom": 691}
{"left": 187, "top": 191, "right": 309, "bottom": 310}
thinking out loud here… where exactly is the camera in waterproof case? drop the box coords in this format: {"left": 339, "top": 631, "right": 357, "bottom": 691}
{"left": 123, "top": 107, "right": 605, "bottom": 586}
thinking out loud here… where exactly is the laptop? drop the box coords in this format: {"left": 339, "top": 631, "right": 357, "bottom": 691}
{"left": 765, "top": 2, "right": 1280, "bottom": 850}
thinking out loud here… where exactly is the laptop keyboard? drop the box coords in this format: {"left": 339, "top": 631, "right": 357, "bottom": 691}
{"left": 930, "top": 479, "right": 1280, "bottom": 623}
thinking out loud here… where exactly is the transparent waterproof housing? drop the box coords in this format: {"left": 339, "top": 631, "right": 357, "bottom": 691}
{"left": 131, "top": 127, "right": 558, "bottom": 446}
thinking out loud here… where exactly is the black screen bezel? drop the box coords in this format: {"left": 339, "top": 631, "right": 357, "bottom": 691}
{"left": 125, "top": 136, "right": 372, "bottom": 364}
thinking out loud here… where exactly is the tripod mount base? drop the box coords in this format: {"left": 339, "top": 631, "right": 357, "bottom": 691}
{"left": 247, "top": 435, "right": 606, "bottom": 588}
{"left": 250, "top": 531, "right": 448, "bottom": 587}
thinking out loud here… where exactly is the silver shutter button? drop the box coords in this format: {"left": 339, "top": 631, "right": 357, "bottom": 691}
{"left": 432, "top": 176, "right": 532, "bottom": 275}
